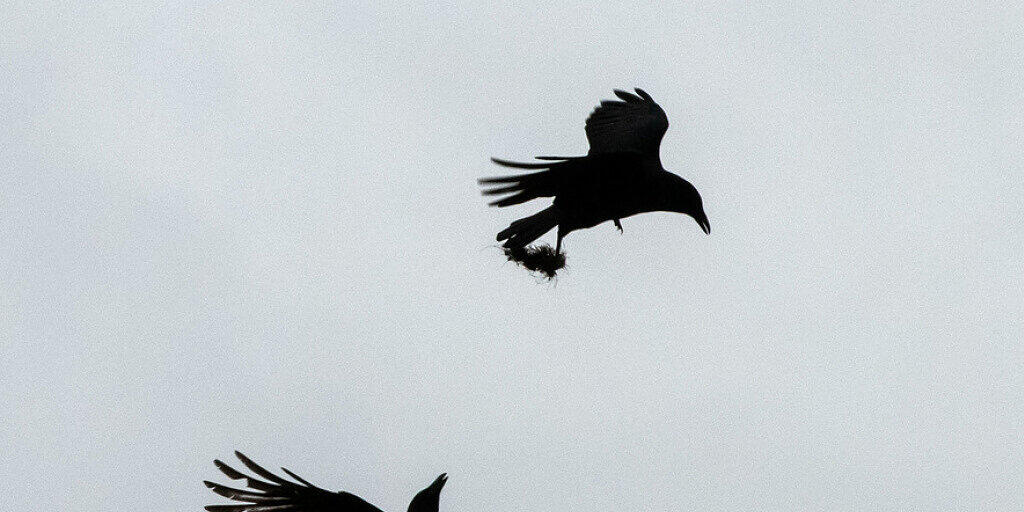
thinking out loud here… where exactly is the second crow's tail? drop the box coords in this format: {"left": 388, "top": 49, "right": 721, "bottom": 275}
{"left": 496, "top": 206, "right": 558, "bottom": 249}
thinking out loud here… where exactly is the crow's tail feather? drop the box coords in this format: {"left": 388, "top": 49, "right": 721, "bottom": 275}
{"left": 496, "top": 206, "right": 558, "bottom": 249}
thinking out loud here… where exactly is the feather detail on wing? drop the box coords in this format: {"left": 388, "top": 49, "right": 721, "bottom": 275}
{"left": 204, "top": 452, "right": 385, "bottom": 512}
{"left": 480, "top": 152, "right": 649, "bottom": 206}
{"left": 585, "top": 88, "right": 668, "bottom": 156}
{"left": 478, "top": 157, "right": 576, "bottom": 207}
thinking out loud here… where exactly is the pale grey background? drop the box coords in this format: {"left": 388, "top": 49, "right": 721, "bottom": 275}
{"left": 3, "top": 2, "right": 1022, "bottom": 511}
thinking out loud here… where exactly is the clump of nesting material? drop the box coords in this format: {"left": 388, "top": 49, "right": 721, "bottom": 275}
{"left": 503, "top": 244, "right": 566, "bottom": 279}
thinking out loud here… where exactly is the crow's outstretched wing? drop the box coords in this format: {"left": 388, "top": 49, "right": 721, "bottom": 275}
{"left": 585, "top": 88, "right": 668, "bottom": 156}
{"left": 479, "top": 156, "right": 581, "bottom": 206}
{"left": 480, "top": 153, "right": 643, "bottom": 206}
{"left": 204, "top": 451, "right": 386, "bottom": 512}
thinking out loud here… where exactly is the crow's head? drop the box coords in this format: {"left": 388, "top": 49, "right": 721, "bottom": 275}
{"left": 408, "top": 473, "right": 447, "bottom": 512}
{"left": 663, "top": 174, "right": 710, "bottom": 235}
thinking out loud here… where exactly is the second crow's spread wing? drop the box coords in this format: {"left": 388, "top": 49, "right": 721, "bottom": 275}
{"left": 585, "top": 88, "right": 668, "bottom": 156}
{"left": 204, "top": 451, "right": 386, "bottom": 512}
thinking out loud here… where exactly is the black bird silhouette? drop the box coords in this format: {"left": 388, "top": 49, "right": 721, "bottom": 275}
{"left": 481, "top": 88, "right": 710, "bottom": 254}
{"left": 203, "top": 451, "right": 448, "bottom": 512}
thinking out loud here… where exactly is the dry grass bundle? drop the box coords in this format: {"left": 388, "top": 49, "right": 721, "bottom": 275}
{"left": 503, "top": 244, "right": 566, "bottom": 279}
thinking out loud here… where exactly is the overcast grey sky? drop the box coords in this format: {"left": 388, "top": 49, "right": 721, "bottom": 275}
{"left": 3, "top": 1, "right": 1023, "bottom": 510}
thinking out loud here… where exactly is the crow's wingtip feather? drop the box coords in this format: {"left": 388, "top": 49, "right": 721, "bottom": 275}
{"left": 281, "top": 467, "right": 315, "bottom": 487}
{"left": 214, "top": 460, "right": 247, "bottom": 480}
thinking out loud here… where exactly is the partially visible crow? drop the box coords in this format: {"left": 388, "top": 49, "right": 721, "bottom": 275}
{"left": 481, "top": 88, "right": 710, "bottom": 255}
{"left": 203, "top": 451, "right": 447, "bottom": 512}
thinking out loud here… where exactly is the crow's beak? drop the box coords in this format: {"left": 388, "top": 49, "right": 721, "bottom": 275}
{"left": 433, "top": 473, "right": 448, "bottom": 489}
{"left": 697, "top": 214, "right": 710, "bottom": 235}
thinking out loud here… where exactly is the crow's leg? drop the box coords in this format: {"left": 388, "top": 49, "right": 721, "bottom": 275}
{"left": 555, "top": 235, "right": 562, "bottom": 255}
{"left": 614, "top": 219, "right": 623, "bottom": 233}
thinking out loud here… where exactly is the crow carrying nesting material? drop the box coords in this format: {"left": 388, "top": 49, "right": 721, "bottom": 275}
{"left": 480, "top": 88, "right": 710, "bottom": 277}
{"left": 504, "top": 244, "right": 565, "bottom": 279}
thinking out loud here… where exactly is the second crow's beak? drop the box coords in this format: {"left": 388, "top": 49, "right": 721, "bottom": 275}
{"left": 697, "top": 214, "right": 711, "bottom": 235}
{"left": 433, "top": 473, "right": 448, "bottom": 489}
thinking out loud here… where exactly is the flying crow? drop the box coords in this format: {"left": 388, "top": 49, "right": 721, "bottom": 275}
{"left": 481, "top": 88, "right": 710, "bottom": 255}
{"left": 203, "top": 451, "right": 447, "bottom": 512}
